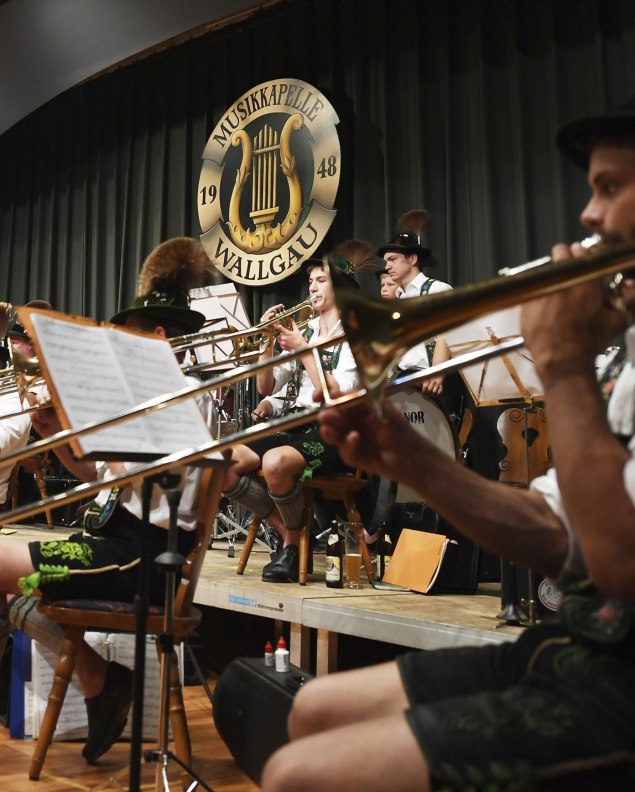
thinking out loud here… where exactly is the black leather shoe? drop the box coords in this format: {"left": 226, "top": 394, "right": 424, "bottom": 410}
{"left": 82, "top": 661, "right": 133, "bottom": 764}
{"left": 262, "top": 544, "right": 299, "bottom": 583}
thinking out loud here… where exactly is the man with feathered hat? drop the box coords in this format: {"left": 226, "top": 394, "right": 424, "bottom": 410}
{"left": 2, "top": 237, "right": 216, "bottom": 765}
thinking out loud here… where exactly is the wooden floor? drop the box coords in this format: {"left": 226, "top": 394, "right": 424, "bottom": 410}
{"left": 1, "top": 676, "right": 259, "bottom": 792}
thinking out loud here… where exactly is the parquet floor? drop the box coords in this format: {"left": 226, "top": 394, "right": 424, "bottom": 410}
{"left": 0, "top": 677, "right": 259, "bottom": 791}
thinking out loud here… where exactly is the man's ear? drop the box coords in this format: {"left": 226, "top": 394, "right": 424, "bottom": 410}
{"left": 155, "top": 326, "right": 168, "bottom": 339}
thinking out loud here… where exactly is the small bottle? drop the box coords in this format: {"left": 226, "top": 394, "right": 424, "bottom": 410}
{"left": 264, "top": 640, "right": 274, "bottom": 667}
{"left": 275, "top": 635, "right": 290, "bottom": 672}
{"left": 325, "top": 520, "right": 343, "bottom": 588}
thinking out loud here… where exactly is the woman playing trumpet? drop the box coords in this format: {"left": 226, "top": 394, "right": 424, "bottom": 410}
{"left": 222, "top": 241, "right": 373, "bottom": 583}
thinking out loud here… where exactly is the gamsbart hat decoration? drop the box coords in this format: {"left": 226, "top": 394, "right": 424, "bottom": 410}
{"left": 110, "top": 237, "right": 216, "bottom": 332}
{"left": 377, "top": 209, "right": 434, "bottom": 265}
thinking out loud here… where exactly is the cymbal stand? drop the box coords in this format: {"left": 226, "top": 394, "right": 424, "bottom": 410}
{"left": 144, "top": 486, "right": 215, "bottom": 792}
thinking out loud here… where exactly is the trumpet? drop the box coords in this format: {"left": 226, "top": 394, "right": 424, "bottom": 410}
{"left": 172, "top": 297, "right": 316, "bottom": 369}
{"left": 0, "top": 237, "right": 634, "bottom": 527}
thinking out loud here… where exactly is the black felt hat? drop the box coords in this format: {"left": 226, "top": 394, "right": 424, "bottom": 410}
{"left": 377, "top": 209, "right": 434, "bottom": 264}
{"left": 110, "top": 237, "right": 215, "bottom": 332}
{"left": 556, "top": 98, "right": 635, "bottom": 170}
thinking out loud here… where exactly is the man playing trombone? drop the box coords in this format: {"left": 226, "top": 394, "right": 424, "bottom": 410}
{"left": 222, "top": 244, "right": 371, "bottom": 583}
{"left": 261, "top": 106, "right": 635, "bottom": 790}
{"left": 2, "top": 237, "right": 216, "bottom": 765}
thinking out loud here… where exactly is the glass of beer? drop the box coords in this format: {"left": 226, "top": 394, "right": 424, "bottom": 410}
{"left": 343, "top": 522, "right": 363, "bottom": 589}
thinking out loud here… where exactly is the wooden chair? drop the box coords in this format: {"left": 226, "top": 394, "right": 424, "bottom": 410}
{"left": 237, "top": 471, "right": 375, "bottom": 585}
{"left": 28, "top": 461, "right": 227, "bottom": 786}
{"left": 3, "top": 452, "right": 55, "bottom": 529}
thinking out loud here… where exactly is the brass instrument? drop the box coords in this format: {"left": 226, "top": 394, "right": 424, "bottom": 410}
{"left": 172, "top": 297, "right": 316, "bottom": 372}
{"left": 1, "top": 237, "right": 634, "bottom": 526}
{"left": 326, "top": 237, "right": 635, "bottom": 401}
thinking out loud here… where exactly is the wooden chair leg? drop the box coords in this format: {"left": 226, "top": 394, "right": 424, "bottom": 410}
{"left": 33, "top": 470, "right": 55, "bottom": 529}
{"left": 29, "top": 627, "right": 83, "bottom": 780}
{"left": 236, "top": 514, "right": 261, "bottom": 575}
{"left": 166, "top": 651, "right": 192, "bottom": 792}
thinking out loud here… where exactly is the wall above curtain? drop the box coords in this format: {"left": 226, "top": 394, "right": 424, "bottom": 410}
{"left": 0, "top": 0, "right": 634, "bottom": 325}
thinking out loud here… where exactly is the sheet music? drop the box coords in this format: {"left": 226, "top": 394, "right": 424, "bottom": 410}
{"left": 443, "top": 306, "right": 544, "bottom": 405}
{"left": 29, "top": 313, "right": 213, "bottom": 457}
{"left": 189, "top": 284, "right": 252, "bottom": 369}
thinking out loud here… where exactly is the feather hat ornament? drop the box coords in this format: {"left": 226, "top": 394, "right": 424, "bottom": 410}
{"left": 110, "top": 237, "right": 216, "bottom": 332}
{"left": 377, "top": 208, "right": 434, "bottom": 265}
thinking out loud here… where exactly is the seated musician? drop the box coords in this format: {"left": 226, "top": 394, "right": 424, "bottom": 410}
{"left": 377, "top": 269, "right": 399, "bottom": 299}
{"left": 0, "top": 300, "right": 52, "bottom": 504}
{"left": 261, "top": 105, "right": 635, "bottom": 792}
{"left": 3, "top": 237, "right": 216, "bottom": 764}
{"left": 222, "top": 242, "right": 372, "bottom": 583}
{"left": 378, "top": 208, "right": 453, "bottom": 397}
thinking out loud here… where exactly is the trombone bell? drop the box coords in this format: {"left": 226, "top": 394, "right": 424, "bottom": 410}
{"left": 328, "top": 239, "right": 635, "bottom": 402}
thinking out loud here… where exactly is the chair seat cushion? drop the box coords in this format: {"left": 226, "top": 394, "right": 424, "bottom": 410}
{"left": 41, "top": 599, "right": 165, "bottom": 616}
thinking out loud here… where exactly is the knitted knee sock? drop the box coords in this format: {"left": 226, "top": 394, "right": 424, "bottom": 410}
{"left": 269, "top": 483, "right": 305, "bottom": 532}
{"left": 223, "top": 475, "right": 274, "bottom": 519}
{"left": 8, "top": 594, "right": 64, "bottom": 655}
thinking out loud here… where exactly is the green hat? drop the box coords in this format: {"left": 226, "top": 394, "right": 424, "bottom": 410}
{"left": 110, "top": 237, "right": 215, "bottom": 333}
{"left": 556, "top": 98, "right": 635, "bottom": 170}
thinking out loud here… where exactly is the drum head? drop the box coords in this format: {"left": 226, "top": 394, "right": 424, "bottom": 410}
{"left": 388, "top": 389, "right": 458, "bottom": 503}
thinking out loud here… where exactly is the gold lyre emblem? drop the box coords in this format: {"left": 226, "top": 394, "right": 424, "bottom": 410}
{"left": 228, "top": 114, "right": 303, "bottom": 254}
{"left": 198, "top": 78, "right": 341, "bottom": 286}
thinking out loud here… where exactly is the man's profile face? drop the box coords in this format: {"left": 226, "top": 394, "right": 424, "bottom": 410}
{"left": 307, "top": 267, "right": 334, "bottom": 312}
{"left": 383, "top": 251, "right": 418, "bottom": 286}
{"left": 582, "top": 144, "right": 635, "bottom": 245}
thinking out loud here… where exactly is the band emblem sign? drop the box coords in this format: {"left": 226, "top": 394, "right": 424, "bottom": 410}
{"left": 198, "top": 78, "right": 340, "bottom": 286}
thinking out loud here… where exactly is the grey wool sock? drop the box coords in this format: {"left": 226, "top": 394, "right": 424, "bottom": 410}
{"left": 8, "top": 594, "right": 65, "bottom": 655}
{"left": 269, "top": 483, "right": 305, "bottom": 531}
{"left": 223, "top": 475, "right": 274, "bottom": 519}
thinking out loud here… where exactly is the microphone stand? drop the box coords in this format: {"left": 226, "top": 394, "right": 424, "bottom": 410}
{"left": 143, "top": 482, "right": 215, "bottom": 791}
{"left": 129, "top": 472, "right": 182, "bottom": 792}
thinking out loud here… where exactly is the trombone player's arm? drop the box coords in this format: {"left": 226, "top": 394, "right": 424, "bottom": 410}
{"left": 318, "top": 395, "right": 568, "bottom": 578}
{"left": 27, "top": 390, "right": 123, "bottom": 482}
{"left": 521, "top": 242, "right": 635, "bottom": 598}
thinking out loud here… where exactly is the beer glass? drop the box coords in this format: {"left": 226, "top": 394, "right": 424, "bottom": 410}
{"left": 343, "top": 522, "right": 363, "bottom": 589}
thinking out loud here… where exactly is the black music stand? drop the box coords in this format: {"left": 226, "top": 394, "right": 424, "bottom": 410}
{"left": 444, "top": 307, "right": 547, "bottom": 626}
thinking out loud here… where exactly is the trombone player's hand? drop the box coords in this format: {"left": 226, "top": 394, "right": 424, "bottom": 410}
{"left": 276, "top": 320, "right": 308, "bottom": 353}
{"left": 27, "top": 388, "right": 62, "bottom": 437}
{"left": 251, "top": 399, "right": 274, "bottom": 423}
{"left": 521, "top": 241, "right": 628, "bottom": 384}
{"left": 318, "top": 389, "right": 422, "bottom": 479}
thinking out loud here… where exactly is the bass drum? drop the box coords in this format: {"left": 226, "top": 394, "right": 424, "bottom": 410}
{"left": 388, "top": 389, "right": 459, "bottom": 503}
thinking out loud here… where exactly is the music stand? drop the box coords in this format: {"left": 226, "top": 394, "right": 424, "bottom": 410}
{"left": 444, "top": 306, "right": 546, "bottom": 625}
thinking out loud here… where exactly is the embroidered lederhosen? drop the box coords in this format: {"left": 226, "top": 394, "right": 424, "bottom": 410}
{"left": 280, "top": 326, "right": 343, "bottom": 416}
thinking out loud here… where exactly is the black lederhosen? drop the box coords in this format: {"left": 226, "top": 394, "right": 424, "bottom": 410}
{"left": 397, "top": 610, "right": 635, "bottom": 791}
{"left": 247, "top": 419, "right": 353, "bottom": 482}
{"left": 28, "top": 503, "right": 196, "bottom": 606}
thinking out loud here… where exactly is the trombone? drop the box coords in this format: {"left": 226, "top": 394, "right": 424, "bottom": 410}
{"left": 171, "top": 297, "right": 316, "bottom": 373}
{"left": 0, "top": 237, "right": 634, "bottom": 527}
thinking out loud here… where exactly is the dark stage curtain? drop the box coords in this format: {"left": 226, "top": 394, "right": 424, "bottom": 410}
{"left": 1, "top": 0, "right": 634, "bottom": 325}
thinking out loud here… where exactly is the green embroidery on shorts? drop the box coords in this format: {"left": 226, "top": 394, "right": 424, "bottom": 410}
{"left": 38, "top": 540, "right": 94, "bottom": 568}
{"left": 438, "top": 759, "right": 535, "bottom": 792}
{"left": 443, "top": 691, "right": 573, "bottom": 741}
